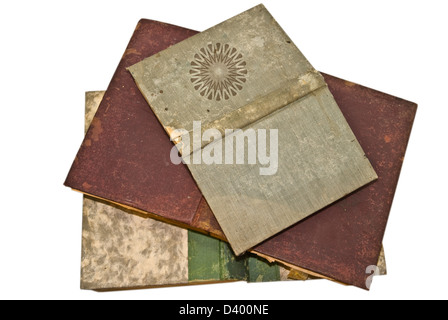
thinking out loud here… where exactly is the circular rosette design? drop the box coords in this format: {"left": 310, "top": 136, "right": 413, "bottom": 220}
{"left": 190, "top": 43, "right": 248, "bottom": 101}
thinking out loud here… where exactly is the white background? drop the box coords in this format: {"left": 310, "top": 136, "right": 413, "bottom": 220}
{"left": 0, "top": 0, "right": 446, "bottom": 300}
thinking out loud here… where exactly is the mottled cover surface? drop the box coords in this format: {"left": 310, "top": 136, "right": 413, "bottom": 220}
{"left": 81, "top": 197, "right": 189, "bottom": 290}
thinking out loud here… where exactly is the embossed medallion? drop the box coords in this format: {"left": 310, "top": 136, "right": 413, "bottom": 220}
{"left": 190, "top": 43, "right": 247, "bottom": 101}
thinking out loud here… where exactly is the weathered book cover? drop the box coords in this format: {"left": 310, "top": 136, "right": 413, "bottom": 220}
{"left": 193, "top": 73, "right": 414, "bottom": 289}
{"left": 65, "top": 20, "right": 219, "bottom": 237}
{"left": 251, "top": 74, "right": 416, "bottom": 289}
{"left": 66, "top": 19, "right": 413, "bottom": 289}
{"left": 81, "top": 91, "right": 289, "bottom": 290}
{"left": 128, "top": 4, "right": 377, "bottom": 255}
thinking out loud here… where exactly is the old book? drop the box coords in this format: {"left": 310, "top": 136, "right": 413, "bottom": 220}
{"left": 66, "top": 19, "right": 414, "bottom": 288}
{"left": 81, "top": 91, "right": 289, "bottom": 290}
{"left": 128, "top": 4, "right": 377, "bottom": 255}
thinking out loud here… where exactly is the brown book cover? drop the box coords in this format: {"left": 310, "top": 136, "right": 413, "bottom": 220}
{"left": 65, "top": 19, "right": 416, "bottom": 289}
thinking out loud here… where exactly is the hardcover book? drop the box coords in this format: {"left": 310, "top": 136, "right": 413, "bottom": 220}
{"left": 66, "top": 19, "right": 415, "bottom": 289}
{"left": 128, "top": 5, "right": 377, "bottom": 255}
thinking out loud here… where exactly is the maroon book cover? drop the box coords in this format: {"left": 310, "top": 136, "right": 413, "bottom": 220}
{"left": 65, "top": 19, "right": 417, "bottom": 289}
{"left": 65, "top": 20, "right": 206, "bottom": 228}
{"left": 253, "top": 73, "right": 417, "bottom": 289}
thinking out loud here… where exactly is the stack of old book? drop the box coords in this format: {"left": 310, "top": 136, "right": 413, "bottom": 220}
{"left": 65, "top": 5, "right": 416, "bottom": 291}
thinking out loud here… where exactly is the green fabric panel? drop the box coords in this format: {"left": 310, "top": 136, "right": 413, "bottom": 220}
{"left": 188, "top": 231, "right": 221, "bottom": 282}
{"left": 219, "top": 241, "right": 248, "bottom": 281}
{"left": 247, "top": 256, "right": 280, "bottom": 283}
